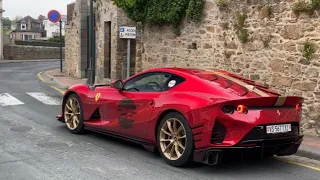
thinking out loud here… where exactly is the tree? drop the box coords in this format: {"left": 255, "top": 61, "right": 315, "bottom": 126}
{"left": 3, "top": 17, "right": 12, "bottom": 28}
{"left": 15, "top": 16, "right": 23, "bottom": 21}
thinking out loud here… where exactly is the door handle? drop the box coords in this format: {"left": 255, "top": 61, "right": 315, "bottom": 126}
{"left": 149, "top": 100, "right": 154, "bottom": 106}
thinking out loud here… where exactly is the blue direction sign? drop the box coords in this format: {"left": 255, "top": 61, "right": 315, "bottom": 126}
{"left": 48, "top": 10, "right": 61, "bottom": 23}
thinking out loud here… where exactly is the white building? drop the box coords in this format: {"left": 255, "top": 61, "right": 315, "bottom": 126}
{"left": 43, "top": 15, "right": 67, "bottom": 38}
{"left": 0, "top": 0, "right": 4, "bottom": 60}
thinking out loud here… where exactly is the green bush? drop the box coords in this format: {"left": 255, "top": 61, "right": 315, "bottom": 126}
{"left": 237, "top": 29, "right": 249, "bottom": 43}
{"left": 311, "top": 0, "right": 320, "bottom": 10}
{"left": 113, "top": 0, "right": 205, "bottom": 34}
{"left": 302, "top": 41, "right": 316, "bottom": 61}
{"left": 292, "top": 0, "right": 320, "bottom": 14}
{"left": 292, "top": 0, "right": 313, "bottom": 14}
{"left": 216, "top": 0, "right": 229, "bottom": 10}
{"left": 48, "top": 36, "right": 65, "bottom": 43}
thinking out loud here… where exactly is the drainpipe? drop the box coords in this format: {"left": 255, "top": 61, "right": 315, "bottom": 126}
{"left": 87, "top": 0, "right": 95, "bottom": 89}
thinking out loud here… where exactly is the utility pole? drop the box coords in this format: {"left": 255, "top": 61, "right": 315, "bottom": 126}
{"left": 59, "top": 19, "right": 62, "bottom": 72}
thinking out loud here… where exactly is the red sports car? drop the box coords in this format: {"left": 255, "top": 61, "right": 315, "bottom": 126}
{"left": 56, "top": 68, "right": 304, "bottom": 167}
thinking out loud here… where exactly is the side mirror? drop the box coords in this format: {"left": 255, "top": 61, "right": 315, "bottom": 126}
{"left": 111, "top": 80, "right": 123, "bottom": 90}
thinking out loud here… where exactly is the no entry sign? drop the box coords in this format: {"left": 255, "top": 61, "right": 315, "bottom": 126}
{"left": 48, "top": 10, "right": 61, "bottom": 23}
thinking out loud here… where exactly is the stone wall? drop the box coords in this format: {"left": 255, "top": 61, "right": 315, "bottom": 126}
{"left": 94, "top": 0, "right": 138, "bottom": 83}
{"left": 66, "top": 0, "right": 140, "bottom": 82}
{"left": 65, "top": 0, "right": 88, "bottom": 79}
{"left": 3, "top": 45, "right": 65, "bottom": 60}
{"left": 136, "top": 0, "right": 320, "bottom": 136}
{"left": 14, "top": 40, "right": 65, "bottom": 47}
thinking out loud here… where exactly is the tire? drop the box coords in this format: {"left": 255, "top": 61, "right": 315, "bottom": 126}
{"left": 63, "top": 93, "right": 85, "bottom": 134}
{"left": 157, "top": 112, "right": 194, "bottom": 167}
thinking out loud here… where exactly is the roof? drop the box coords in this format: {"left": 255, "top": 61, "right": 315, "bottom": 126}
{"left": 145, "top": 67, "right": 218, "bottom": 76}
{"left": 144, "top": 67, "right": 280, "bottom": 97}
{"left": 17, "top": 15, "right": 41, "bottom": 24}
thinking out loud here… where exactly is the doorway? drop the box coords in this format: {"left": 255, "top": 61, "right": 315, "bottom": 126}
{"left": 104, "top": 21, "right": 111, "bottom": 78}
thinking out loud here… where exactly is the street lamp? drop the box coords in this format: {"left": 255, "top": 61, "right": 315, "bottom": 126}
{"left": 87, "top": 0, "right": 96, "bottom": 88}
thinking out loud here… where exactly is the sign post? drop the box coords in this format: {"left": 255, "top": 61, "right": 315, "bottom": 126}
{"left": 48, "top": 10, "right": 62, "bottom": 72}
{"left": 119, "top": 26, "right": 136, "bottom": 79}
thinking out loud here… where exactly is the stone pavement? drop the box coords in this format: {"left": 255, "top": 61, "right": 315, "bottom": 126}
{"left": 42, "top": 68, "right": 320, "bottom": 162}
{"left": 42, "top": 68, "right": 87, "bottom": 89}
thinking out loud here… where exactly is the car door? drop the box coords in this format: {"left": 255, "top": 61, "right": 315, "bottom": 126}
{"left": 103, "top": 72, "right": 172, "bottom": 139}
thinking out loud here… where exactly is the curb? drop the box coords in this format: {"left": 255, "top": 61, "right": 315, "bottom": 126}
{"left": 296, "top": 146, "right": 320, "bottom": 161}
{"left": 42, "top": 70, "right": 70, "bottom": 89}
{"left": 0, "top": 59, "right": 64, "bottom": 64}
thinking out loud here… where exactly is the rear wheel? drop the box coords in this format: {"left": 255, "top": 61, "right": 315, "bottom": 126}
{"left": 63, "top": 94, "right": 85, "bottom": 134}
{"left": 157, "top": 112, "right": 194, "bottom": 167}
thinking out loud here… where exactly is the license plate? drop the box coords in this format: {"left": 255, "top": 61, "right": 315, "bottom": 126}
{"left": 266, "top": 124, "right": 291, "bottom": 134}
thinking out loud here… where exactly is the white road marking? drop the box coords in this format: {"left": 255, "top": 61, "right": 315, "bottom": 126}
{"left": 0, "top": 93, "right": 25, "bottom": 106}
{"left": 26, "top": 92, "right": 61, "bottom": 105}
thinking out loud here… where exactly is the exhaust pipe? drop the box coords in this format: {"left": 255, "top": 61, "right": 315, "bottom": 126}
{"left": 202, "top": 150, "right": 222, "bottom": 165}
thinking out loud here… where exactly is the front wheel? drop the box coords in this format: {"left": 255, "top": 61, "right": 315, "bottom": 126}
{"left": 63, "top": 94, "right": 85, "bottom": 134}
{"left": 157, "top": 112, "right": 194, "bottom": 167}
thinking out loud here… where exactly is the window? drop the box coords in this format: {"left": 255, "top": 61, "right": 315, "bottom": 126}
{"left": 123, "top": 72, "right": 172, "bottom": 92}
{"left": 162, "top": 75, "right": 185, "bottom": 91}
{"left": 24, "top": 34, "right": 33, "bottom": 41}
{"left": 21, "top": 24, "right": 26, "bottom": 30}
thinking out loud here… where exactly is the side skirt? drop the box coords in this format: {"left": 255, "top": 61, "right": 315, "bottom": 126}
{"left": 84, "top": 125, "right": 157, "bottom": 152}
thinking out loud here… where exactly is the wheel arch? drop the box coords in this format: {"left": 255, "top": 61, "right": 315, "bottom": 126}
{"left": 62, "top": 90, "right": 79, "bottom": 105}
{"left": 154, "top": 109, "right": 186, "bottom": 141}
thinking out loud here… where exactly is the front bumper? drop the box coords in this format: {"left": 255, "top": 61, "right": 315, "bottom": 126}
{"left": 194, "top": 135, "right": 303, "bottom": 165}
{"left": 56, "top": 114, "right": 63, "bottom": 122}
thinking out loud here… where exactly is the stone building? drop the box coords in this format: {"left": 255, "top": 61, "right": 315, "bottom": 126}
{"left": 65, "top": 0, "right": 320, "bottom": 136}
{"left": 10, "top": 16, "right": 46, "bottom": 41}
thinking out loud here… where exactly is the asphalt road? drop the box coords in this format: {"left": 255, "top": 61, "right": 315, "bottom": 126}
{"left": 0, "top": 61, "right": 320, "bottom": 180}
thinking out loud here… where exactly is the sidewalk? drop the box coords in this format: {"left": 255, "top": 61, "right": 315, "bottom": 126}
{"left": 42, "top": 68, "right": 87, "bottom": 89}
{"left": 41, "top": 68, "right": 320, "bottom": 161}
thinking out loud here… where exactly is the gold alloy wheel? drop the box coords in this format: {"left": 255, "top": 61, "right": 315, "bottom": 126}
{"left": 159, "top": 118, "right": 187, "bottom": 160}
{"left": 64, "top": 98, "right": 81, "bottom": 130}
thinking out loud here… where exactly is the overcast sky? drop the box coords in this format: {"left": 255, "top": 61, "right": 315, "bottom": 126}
{"left": 3, "top": 0, "right": 76, "bottom": 19}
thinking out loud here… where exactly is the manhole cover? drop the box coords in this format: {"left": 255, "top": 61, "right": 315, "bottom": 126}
{"left": 37, "top": 142, "right": 69, "bottom": 149}
{"left": 10, "top": 125, "right": 33, "bottom": 133}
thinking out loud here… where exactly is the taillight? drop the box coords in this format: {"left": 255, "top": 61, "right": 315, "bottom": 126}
{"left": 222, "top": 105, "right": 248, "bottom": 114}
{"left": 237, "top": 105, "right": 248, "bottom": 114}
{"left": 296, "top": 103, "right": 302, "bottom": 111}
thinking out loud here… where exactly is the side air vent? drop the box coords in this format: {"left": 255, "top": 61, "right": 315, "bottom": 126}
{"left": 210, "top": 122, "right": 226, "bottom": 144}
{"left": 89, "top": 108, "right": 101, "bottom": 120}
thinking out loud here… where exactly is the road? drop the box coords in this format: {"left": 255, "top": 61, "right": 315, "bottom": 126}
{"left": 0, "top": 61, "right": 320, "bottom": 180}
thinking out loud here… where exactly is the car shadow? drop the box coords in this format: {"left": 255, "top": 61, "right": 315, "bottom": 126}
{"left": 53, "top": 124, "right": 318, "bottom": 179}
{"left": 73, "top": 129, "right": 302, "bottom": 174}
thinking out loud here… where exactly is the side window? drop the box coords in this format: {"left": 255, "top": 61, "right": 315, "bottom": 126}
{"left": 163, "top": 75, "right": 185, "bottom": 90}
{"left": 123, "top": 73, "right": 171, "bottom": 92}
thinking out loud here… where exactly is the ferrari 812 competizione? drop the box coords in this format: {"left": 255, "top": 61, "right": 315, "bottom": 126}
{"left": 56, "top": 68, "right": 304, "bottom": 167}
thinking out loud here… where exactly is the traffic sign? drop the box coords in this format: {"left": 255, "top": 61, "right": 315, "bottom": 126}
{"left": 47, "top": 10, "right": 63, "bottom": 72}
{"left": 48, "top": 10, "right": 61, "bottom": 23}
{"left": 119, "top": 26, "right": 136, "bottom": 39}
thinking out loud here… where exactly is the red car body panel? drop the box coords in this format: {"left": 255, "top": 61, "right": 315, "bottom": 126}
{"left": 57, "top": 68, "right": 303, "bottom": 164}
